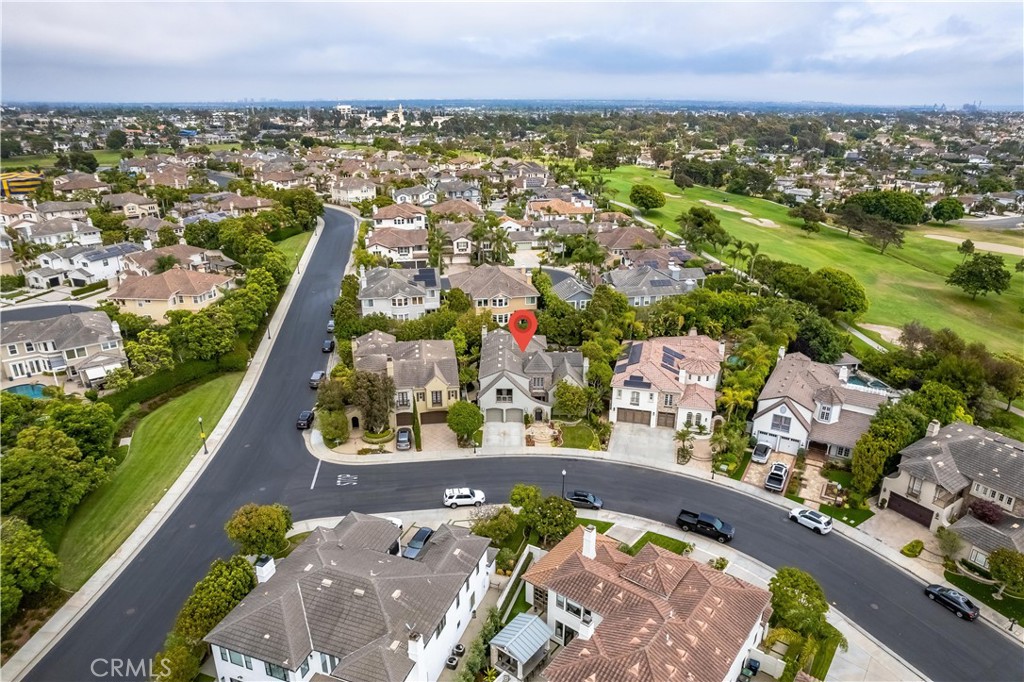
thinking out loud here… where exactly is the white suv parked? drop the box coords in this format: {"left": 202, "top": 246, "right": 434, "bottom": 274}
{"left": 443, "top": 487, "right": 485, "bottom": 508}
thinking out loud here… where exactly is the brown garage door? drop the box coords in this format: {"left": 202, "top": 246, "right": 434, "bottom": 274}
{"left": 420, "top": 410, "right": 448, "bottom": 425}
{"left": 887, "top": 494, "right": 934, "bottom": 527}
{"left": 396, "top": 413, "right": 413, "bottom": 426}
{"left": 617, "top": 408, "right": 651, "bottom": 425}
{"left": 656, "top": 412, "right": 676, "bottom": 428}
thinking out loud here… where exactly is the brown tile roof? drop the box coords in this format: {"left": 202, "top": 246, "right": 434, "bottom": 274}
{"left": 528, "top": 198, "right": 595, "bottom": 216}
{"left": 114, "top": 269, "right": 231, "bottom": 300}
{"left": 596, "top": 227, "right": 662, "bottom": 251}
{"left": 612, "top": 336, "right": 722, "bottom": 409}
{"left": 367, "top": 228, "right": 428, "bottom": 249}
{"left": 373, "top": 203, "right": 426, "bottom": 221}
{"left": 125, "top": 244, "right": 208, "bottom": 274}
{"left": 526, "top": 527, "right": 771, "bottom": 682}
{"left": 758, "top": 353, "right": 889, "bottom": 413}
{"left": 447, "top": 265, "right": 538, "bottom": 301}
{"left": 428, "top": 199, "right": 483, "bottom": 217}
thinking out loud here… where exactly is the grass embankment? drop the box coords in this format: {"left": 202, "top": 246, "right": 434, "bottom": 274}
{"left": 276, "top": 230, "right": 314, "bottom": 270}
{"left": 0, "top": 143, "right": 242, "bottom": 171}
{"left": 55, "top": 372, "right": 243, "bottom": 590}
{"left": 575, "top": 518, "right": 614, "bottom": 533}
{"left": 605, "top": 166, "right": 1024, "bottom": 355}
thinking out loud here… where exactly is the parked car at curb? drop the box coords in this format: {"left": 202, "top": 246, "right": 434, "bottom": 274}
{"left": 443, "top": 487, "right": 485, "bottom": 508}
{"left": 396, "top": 427, "right": 413, "bottom": 451}
{"left": 327, "top": 319, "right": 335, "bottom": 333}
{"left": 751, "top": 443, "right": 772, "bottom": 464}
{"left": 789, "top": 507, "right": 833, "bottom": 534}
{"left": 565, "top": 490, "right": 604, "bottom": 509}
{"left": 296, "top": 409, "right": 315, "bottom": 429}
{"left": 309, "top": 370, "right": 326, "bottom": 388}
{"left": 322, "top": 338, "right": 335, "bottom": 353}
{"left": 402, "top": 526, "right": 433, "bottom": 559}
{"left": 676, "top": 509, "right": 735, "bottom": 543}
{"left": 764, "top": 461, "right": 789, "bottom": 492}
{"left": 924, "top": 585, "right": 980, "bottom": 621}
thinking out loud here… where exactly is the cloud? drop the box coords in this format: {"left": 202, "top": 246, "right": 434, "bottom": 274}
{"left": 1, "top": 1, "right": 1020, "bottom": 105}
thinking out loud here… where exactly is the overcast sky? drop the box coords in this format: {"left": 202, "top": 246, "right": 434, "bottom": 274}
{"left": 2, "top": 1, "right": 1021, "bottom": 106}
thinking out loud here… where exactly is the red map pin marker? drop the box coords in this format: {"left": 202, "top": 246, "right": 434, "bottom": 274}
{"left": 508, "top": 309, "right": 538, "bottom": 351}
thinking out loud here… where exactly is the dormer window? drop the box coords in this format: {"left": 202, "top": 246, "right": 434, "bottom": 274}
{"left": 818, "top": 405, "right": 832, "bottom": 421}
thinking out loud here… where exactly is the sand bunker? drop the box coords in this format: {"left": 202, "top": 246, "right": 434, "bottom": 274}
{"left": 700, "top": 199, "right": 752, "bottom": 216}
{"left": 860, "top": 324, "right": 903, "bottom": 346}
{"left": 742, "top": 217, "right": 780, "bottom": 228}
{"left": 923, "top": 234, "right": 1024, "bottom": 257}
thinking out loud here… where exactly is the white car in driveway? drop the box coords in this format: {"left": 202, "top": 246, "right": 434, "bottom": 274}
{"left": 443, "top": 487, "right": 485, "bottom": 508}
{"left": 788, "top": 507, "right": 833, "bottom": 535}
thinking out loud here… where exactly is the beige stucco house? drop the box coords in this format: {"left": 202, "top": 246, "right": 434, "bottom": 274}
{"left": 110, "top": 269, "right": 234, "bottom": 320}
{"left": 446, "top": 265, "right": 538, "bottom": 326}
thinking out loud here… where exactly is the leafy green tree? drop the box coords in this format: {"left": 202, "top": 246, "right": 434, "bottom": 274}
{"left": 180, "top": 309, "right": 236, "bottom": 360}
{"left": 154, "top": 254, "right": 180, "bottom": 273}
{"left": 46, "top": 399, "right": 116, "bottom": 462}
{"left": 0, "top": 517, "right": 59, "bottom": 623}
{"left": 769, "top": 567, "right": 829, "bottom": 631}
{"left": 957, "top": 239, "right": 975, "bottom": 262}
{"left": 224, "top": 503, "right": 293, "bottom": 555}
{"left": 0, "top": 393, "right": 44, "bottom": 448}
{"left": 553, "top": 380, "right": 589, "bottom": 420}
{"left": 183, "top": 219, "right": 220, "bottom": 249}
{"left": 987, "top": 353, "right": 1024, "bottom": 410}
{"left": 105, "top": 366, "right": 135, "bottom": 392}
{"left": 472, "top": 506, "right": 519, "bottom": 546}
{"left": 152, "top": 637, "right": 200, "bottom": 682}
{"left": 0, "top": 427, "right": 85, "bottom": 524}
{"left": 675, "top": 206, "right": 729, "bottom": 253}
{"left": 447, "top": 400, "right": 484, "bottom": 444}
{"left": 173, "top": 555, "right": 257, "bottom": 646}
{"left": 156, "top": 226, "right": 179, "bottom": 247}
{"left": 788, "top": 204, "right": 826, "bottom": 234}
{"left": 125, "top": 329, "right": 175, "bottom": 376}
{"left": 812, "top": 267, "right": 869, "bottom": 318}
{"left": 989, "top": 548, "right": 1024, "bottom": 598}
{"left": 318, "top": 409, "right": 351, "bottom": 445}
{"left": 509, "top": 483, "right": 543, "bottom": 530}
{"left": 935, "top": 527, "right": 963, "bottom": 560}
{"left": 852, "top": 403, "right": 927, "bottom": 494}
{"left": 946, "top": 253, "right": 1012, "bottom": 300}
{"left": 350, "top": 371, "right": 396, "bottom": 434}
{"left": 862, "top": 217, "right": 906, "bottom": 254}
{"left": 105, "top": 130, "right": 128, "bottom": 150}
{"left": 534, "top": 496, "right": 577, "bottom": 546}
{"left": 1, "top": 572, "right": 23, "bottom": 626}
{"left": 932, "top": 197, "right": 965, "bottom": 224}
{"left": 792, "top": 313, "right": 846, "bottom": 363}
{"left": 902, "top": 381, "right": 970, "bottom": 425}
{"left": 843, "top": 190, "right": 925, "bottom": 225}
{"left": 629, "top": 184, "right": 666, "bottom": 213}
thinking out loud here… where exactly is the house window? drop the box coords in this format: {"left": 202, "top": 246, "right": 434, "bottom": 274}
{"left": 834, "top": 446, "right": 851, "bottom": 458}
{"left": 818, "top": 405, "right": 832, "bottom": 421}
{"left": 6, "top": 344, "right": 17, "bottom": 356}
{"left": 432, "top": 390, "right": 442, "bottom": 406}
{"left": 101, "top": 340, "right": 119, "bottom": 350}
{"left": 493, "top": 313, "right": 509, "bottom": 325}
{"left": 530, "top": 376, "right": 544, "bottom": 388}
{"left": 526, "top": 296, "right": 537, "bottom": 305}
{"left": 616, "top": 390, "right": 621, "bottom": 398}
{"left": 365, "top": 299, "right": 373, "bottom": 307}
{"left": 320, "top": 654, "right": 339, "bottom": 674}
{"left": 264, "top": 662, "right": 288, "bottom": 681}
{"left": 244, "top": 655, "right": 253, "bottom": 670}
{"left": 220, "top": 648, "right": 227, "bottom": 662}
{"left": 565, "top": 600, "right": 582, "bottom": 618}
{"left": 556, "top": 595, "right": 565, "bottom": 609}
{"left": 64, "top": 347, "right": 87, "bottom": 360}
{"left": 470, "top": 591, "right": 476, "bottom": 609}
{"left": 771, "top": 414, "right": 792, "bottom": 433}
{"left": 907, "top": 475, "right": 923, "bottom": 499}
{"left": 496, "top": 388, "right": 513, "bottom": 403}
{"left": 228, "top": 650, "right": 243, "bottom": 666}
{"left": 434, "top": 614, "right": 447, "bottom": 639}
{"left": 490, "top": 297, "right": 508, "bottom": 308}
{"left": 664, "top": 394, "right": 674, "bottom": 407}
{"left": 24, "top": 342, "right": 34, "bottom": 352}
{"left": 969, "top": 548, "right": 990, "bottom": 569}
{"left": 475, "top": 299, "right": 488, "bottom": 307}
{"left": 630, "top": 391, "right": 640, "bottom": 406}
{"left": 396, "top": 392, "right": 410, "bottom": 408}
{"left": 299, "top": 658, "right": 309, "bottom": 678}
{"left": 416, "top": 391, "right": 425, "bottom": 402}
{"left": 686, "top": 412, "right": 693, "bottom": 427}
{"left": 449, "top": 390, "right": 459, "bottom": 400}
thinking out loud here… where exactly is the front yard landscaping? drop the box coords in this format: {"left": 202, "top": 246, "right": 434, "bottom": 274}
{"left": 818, "top": 503, "right": 873, "bottom": 528}
{"left": 559, "top": 422, "right": 599, "bottom": 449}
{"left": 576, "top": 517, "right": 614, "bottom": 533}
{"left": 944, "top": 570, "right": 1024, "bottom": 622}
{"left": 55, "top": 372, "right": 244, "bottom": 590}
{"left": 628, "top": 531, "right": 694, "bottom": 556}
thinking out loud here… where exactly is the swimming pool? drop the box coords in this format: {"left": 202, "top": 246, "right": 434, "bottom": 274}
{"left": 846, "top": 375, "right": 891, "bottom": 391}
{"left": 3, "top": 383, "right": 47, "bottom": 399}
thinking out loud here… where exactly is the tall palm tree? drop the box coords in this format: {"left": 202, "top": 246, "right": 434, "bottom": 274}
{"left": 745, "top": 241, "right": 761, "bottom": 277}
{"left": 717, "top": 385, "right": 755, "bottom": 420}
{"left": 469, "top": 218, "right": 490, "bottom": 265}
{"left": 488, "top": 226, "right": 513, "bottom": 265}
{"left": 427, "top": 225, "right": 448, "bottom": 274}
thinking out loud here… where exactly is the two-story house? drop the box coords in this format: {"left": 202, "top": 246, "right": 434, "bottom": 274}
{"left": 31, "top": 242, "right": 142, "bottom": 288}
{"left": 357, "top": 266, "right": 443, "bottom": 320}
{"left": 526, "top": 198, "right": 595, "bottom": 222}
{"left": 477, "top": 328, "right": 586, "bottom": 424}
{"left": 446, "top": 265, "right": 538, "bottom": 326}
{"left": 371, "top": 203, "right": 427, "bottom": 230}
{"left": 392, "top": 185, "right": 437, "bottom": 206}
{"left": 751, "top": 351, "right": 896, "bottom": 457}
{"left": 52, "top": 171, "right": 111, "bottom": 196}
{"left": 366, "top": 228, "right": 429, "bottom": 265}
{"left": 34, "top": 200, "right": 92, "bottom": 221}
{"left": 1, "top": 310, "right": 126, "bottom": 387}
{"left": 206, "top": 513, "right": 494, "bottom": 682}
{"left": 215, "top": 193, "right": 276, "bottom": 217}
{"left": 14, "top": 217, "right": 102, "bottom": 248}
{"left": 353, "top": 331, "right": 460, "bottom": 427}
{"left": 0, "top": 202, "right": 39, "bottom": 228}
{"left": 330, "top": 177, "right": 377, "bottom": 204}
{"left": 595, "top": 226, "right": 662, "bottom": 256}
{"left": 429, "top": 199, "right": 484, "bottom": 218}
{"left": 434, "top": 179, "right": 481, "bottom": 203}
{"left": 604, "top": 265, "right": 705, "bottom": 306}
{"left": 104, "top": 192, "right": 160, "bottom": 219}
{"left": 880, "top": 422, "right": 1024, "bottom": 567}
{"left": 550, "top": 275, "right": 594, "bottom": 310}
{"left": 520, "top": 525, "right": 772, "bottom": 682}
{"left": 610, "top": 332, "right": 724, "bottom": 434}
{"left": 123, "top": 244, "right": 239, "bottom": 277}
{"left": 110, "top": 269, "right": 234, "bottom": 320}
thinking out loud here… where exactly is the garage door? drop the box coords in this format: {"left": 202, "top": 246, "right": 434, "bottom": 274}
{"left": 485, "top": 408, "right": 504, "bottom": 423}
{"left": 616, "top": 408, "right": 651, "bottom": 425}
{"left": 776, "top": 436, "right": 801, "bottom": 455}
{"left": 505, "top": 408, "right": 523, "bottom": 424}
{"left": 656, "top": 412, "right": 676, "bottom": 428}
{"left": 396, "top": 413, "right": 413, "bottom": 426}
{"left": 420, "top": 410, "right": 447, "bottom": 425}
{"left": 888, "top": 494, "right": 934, "bottom": 527}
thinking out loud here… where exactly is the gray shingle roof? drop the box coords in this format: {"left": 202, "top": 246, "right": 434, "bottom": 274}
{"left": 950, "top": 513, "right": 1024, "bottom": 553}
{"left": 479, "top": 329, "right": 584, "bottom": 389}
{"left": 551, "top": 275, "right": 594, "bottom": 302}
{"left": 357, "top": 267, "right": 441, "bottom": 301}
{"left": 447, "top": 265, "right": 538, "bottom": 301}
{"left": 353, "top": 332, "right": 459, "bottom": 389}
{"left": 899, "top": 422, "right": 1024, "bottom": 496}
{"left": 604, "top": 266, "right": 696, "bottom": 298}
{"left": 0, "top": 311, "right": 120, "bottom": 350}
{"left": 206, "top": 514, "right": 490, "bottom": 682}
{"left": 490, "top": 613, "right": 553, "bottom": 663}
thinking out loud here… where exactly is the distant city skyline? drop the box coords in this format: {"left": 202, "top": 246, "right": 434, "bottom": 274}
{"left": 2, "top": 1, "right": 1021, "bottom": 107}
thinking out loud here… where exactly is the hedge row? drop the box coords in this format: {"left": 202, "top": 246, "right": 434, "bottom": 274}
{"left": 101, "top": 359, "right": 221, "bottom": 417}
{"left": 71, "top": 280, "right": 109, "bottom": 297}
{"left": 266, "top": 226, "right": 304, "bottom": 242}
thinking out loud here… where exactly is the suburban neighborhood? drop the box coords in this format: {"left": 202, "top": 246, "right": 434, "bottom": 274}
{"left": 1, "top": 4, "right": 1023, "bottom": 682}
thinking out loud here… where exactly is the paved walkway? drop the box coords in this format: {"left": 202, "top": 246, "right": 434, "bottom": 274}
{"left": 840, "top": 322, "right": 889, "bottom": 353}
{"left": 289, "top": 507, "right": 927, "bottom": 682}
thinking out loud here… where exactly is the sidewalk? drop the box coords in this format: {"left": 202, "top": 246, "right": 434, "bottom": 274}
{"left": 2, "top": 219, "right": 328, "bottom": 682}
{"left": 287, "top": 506, "right": 927, "bottom": 682}
{"left": 303, "top": 433, "right": 1024, "bottom": 647}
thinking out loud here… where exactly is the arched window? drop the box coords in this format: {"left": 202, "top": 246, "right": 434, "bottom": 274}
{"left": 685, "top": 412, "right": 693, "bottom": 427}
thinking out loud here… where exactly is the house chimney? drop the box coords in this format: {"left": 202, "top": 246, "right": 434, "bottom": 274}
{"left": 688, "top": 327, "right": 697, "bottom": 337}
{"left": 372, "top": 204, "right": 379, "bottom": 216}
{"left": 385, "top": 355, "right": 394, "bottom": 378}
{"left": 359, "top": 265, "right": 367, "bottom": 288}
{"left": 718, "top": 339, "right": 726, "bottom": 359}
{"left": 254, "top": 555, "right": 276, "bottom": 583}
{"left": 481, "top": 325, "right": 487, "bottom": 341}
{"left": 778, "top": 346, "right": 786, "bottom": 361}
{"left": 926, "top": 419, "right": 941, "bottom": 438}
{"left": 142, "top": 238, "right": 153, "bottom": 250}
{"left": 669, "top": 265, "right": 681, "bottom": 281}
{"left": 407, "top": 632, "right": 423, "bottom": 663}
{"left": 582, "top": 525, "right": 597, "bottom": 560}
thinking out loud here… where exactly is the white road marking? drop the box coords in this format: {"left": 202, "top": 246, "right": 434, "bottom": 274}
{"left": 336, "top": 473, "right": 358, "bottom": 486}
{"left": 310, "top": 459, "right": 322, "bottom": 489}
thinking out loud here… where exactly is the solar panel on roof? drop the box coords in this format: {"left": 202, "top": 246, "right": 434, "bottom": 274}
{"left": 663, "top": 347, "right": 686, "bottom": 360}
{"left": 623, "top": 378, "right": 652, "bottom": 389}
{"left": 412, "top": 269, "right": 437, "bottom": 287}
{"left": 650, "top": 279, "right": 672, "bottom": 287}
{"left": 627, "top": 343, "right": 643, "bottom": 366}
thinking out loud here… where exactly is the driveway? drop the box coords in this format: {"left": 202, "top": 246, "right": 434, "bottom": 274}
{"left": 608, "top": 423, "right": 676, "bottom": 461}
{"left": 742, "top": 450, "right": 796, "bottom": 491}
{"left": 483, "top": 421, "right": 524, "bottom": 447}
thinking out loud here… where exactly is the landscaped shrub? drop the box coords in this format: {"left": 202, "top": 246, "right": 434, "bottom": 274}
{"left": 708, "top": 557, "right": 729, "bottom": 571}
{"left": 901, "top": 539, "right": 925, "bottom": 557}
{"left": 495, "top": 547, "right": 516, "bottom": 573}
{"left": 473, "top": 507, "right": 519, "bottom": 546}
{"left": 970, "top": 499, "right": 1005, "bottom": 524}
{"left": 412, "top": 400, "right": 422, "bottom": 450}
{"left": 217, "top": 350, "right": 249, "bottom": 372}
{"left": 0, "top": 274, "right": 25, "bottom": 291}
{"left": 361, "top": 429, "right": 393, "bottom": 444}
{"left": 319, "top": 409, "right": 350, "bottom": 446}
{"left": 71, "top": 280, "right": 109, "bottom": 297}
{"left": 101, "top": 359, "right": 220, "bottom": 417}
{"left": 936, "top": 526, "right": 964, "bottom": 560}
{"left": 266, "top": 226, "right": 304, "bottom": 242}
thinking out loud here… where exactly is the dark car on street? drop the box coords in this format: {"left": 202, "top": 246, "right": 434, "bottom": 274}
{"left": 924, "top": 584, "right": 980, "bottom": 620}
{"left": 565, "top": 490, "right": 604, "bottom": 510}
{"left": 676, "top": 508, "right": 735, "bottom": 543}
{"left": 296, "top": 410, "right": 315, "bottom": 429}
{"left": 401, "top": 527, "right": 434, "bottom": 559}
{"left": 322, "top": 338, "right": 335, "bottom": 353}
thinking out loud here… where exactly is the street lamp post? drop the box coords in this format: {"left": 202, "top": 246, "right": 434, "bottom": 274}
{"left": 561, "top": 469, "right": 566, "bottom": 499}
{"left": 266, "top": 312, "right": 271, "bottom": 340}
{"left": 198, "top": 416, "right": 208, "bottom": 454}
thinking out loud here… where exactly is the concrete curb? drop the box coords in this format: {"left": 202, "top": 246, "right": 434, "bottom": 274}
{"left": 2, "top": 218, "right": 329, "bottom": 682}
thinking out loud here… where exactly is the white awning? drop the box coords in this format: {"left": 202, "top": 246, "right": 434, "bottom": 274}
{"left": 84, "top": 366, "right": 111, "bottom": 380}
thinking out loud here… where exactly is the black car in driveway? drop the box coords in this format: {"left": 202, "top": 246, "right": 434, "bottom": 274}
{"left": 296, "top": 410, "right": 315, "bottom": 429}
{"left": 924, "top": 584, "right": 980, "bottom": 620}
{"left": 402, "top": 527, "right": 434, "bottom": 559}
{"left": 566, "top": 490, "right": 603, "bottom": 509}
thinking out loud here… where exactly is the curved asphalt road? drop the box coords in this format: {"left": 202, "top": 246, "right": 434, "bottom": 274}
{"left": 23, "top": 208, "right": 1022, "bottom": 682}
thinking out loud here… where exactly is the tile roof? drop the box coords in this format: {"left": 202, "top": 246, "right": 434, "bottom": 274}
{"left": 447, "top": 265, "right": 538, "bottom": 301}
{"left": 367, "top": 228, "right": 428, "bottom": 249}
{"left": 479, "top": 329, "right": 584, "bottom": 389}
{"left": 898, "top": 422, "right": 1024, "bottom": 496}
{"left": 613, "top": 336, "right": 722, "bottom": 409}
{"left": 428, "top": 199, "right": 484, "bottom": 217}
{"left": 525, "top": 527, "right": 771, "bottom": 682}
{"left": 358, "top": 267, "right": 442, "bottom": 300}
{"left": 353, "top": 331, "right": 459, "bottom": 389}
{"left": 113, "top": 268, "right": 231, "bottom": 300}
{"left": 604, "top": 266, "right": 698, "bottom": 299}
{"left": 528, "top": 198, "right": 595, "bottom": 216}
{"left": 35, "top": 200, "right": 92, "bottom": 214}
{"left": 595, "top": 227, "right": 662, "bottom": 251}
{"left": 373, "top": 203, "right": 426, "bottom": 220}
{"left": 105, "top": 192, "right": 157, "bottom": 208}
{"left": 26, "top": 217, "right": 99, "bottom": 238}
{"left": 950, "top": 513, "right": 1024, "bottom": 554}
{"left": 206, "top": 514, "right": 489, "bottom": 682}
{"left": 125, "top": 244, "right": 209, "bottom": 273}
{"left": 551, "top": 276, "right": 594, "bottom": 301}
{"left": 758, "top": 353, "right": 890, "bottom": 415}
{"left": 0, "top": 311, "right": 120, "bottom": 350}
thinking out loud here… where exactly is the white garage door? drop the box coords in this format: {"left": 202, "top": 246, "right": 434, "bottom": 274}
{"left": 485, "top": 408, "right": 504, "bottom": 423}
{"left": 776, "top": 436, "right": 801, "bottom": 455}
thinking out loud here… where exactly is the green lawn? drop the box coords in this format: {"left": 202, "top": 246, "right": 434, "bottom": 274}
{"left": 809, "top": 637, "right": 841, "bottom": 680}
{"left": 1, "top": 143, "right": 243, "bottom": 171}
{"left": 730, "top": 449, "right": 753, "bottom": 480}
{"left": 503, "top": 583, "right": 532, "bottom": 624}
{"left": 575, "top": 517, "right": 614, "bottom": 533}
{"left": 55, "top": 373, "right": 243, "bottom": 590}
{"left": 824, "top": 468, "right": 854, "bottom": 489}
{"left": 945, "top": 570, "right": 1024, "bottom": 621}
{"left": 818, "top": 503, "right": 874, "bottom": 528}
{"left": 605, "top": 166, "right": 1024, "bottom": 355}
{"left": 629, "top": 531, "right": 694, "bottom": 556}
{"left": 276, "top": 230, "right": 314, "bottom": 271}
{"left": 473, "top": 429, "right": 483, "bottom": 446}
{"left": 559, "top": 423, "right": 598, "bottom": 449}
{"left": 275, "top": 531, "right": 312, "bottom": 559}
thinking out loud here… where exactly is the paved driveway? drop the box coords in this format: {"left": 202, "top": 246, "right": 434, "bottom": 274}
{"left": 483, "top": 421, "right": 524, "bottom": 447}
{"left": 608, "top": 423, "right": 676, "bottom": 460}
